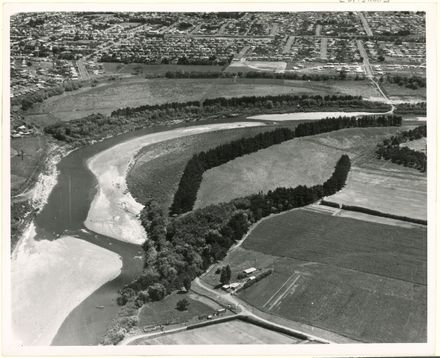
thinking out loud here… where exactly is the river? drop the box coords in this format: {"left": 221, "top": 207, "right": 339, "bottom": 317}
{"left": 22, "top": 119, "right": 263, "bottom": 346}
{"left": 15, "top": 111, "right": 390, "bottom": 346}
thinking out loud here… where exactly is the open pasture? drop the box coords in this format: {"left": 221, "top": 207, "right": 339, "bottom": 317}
{"left": 127, "top": 124, "right": 304, "bottom": 212}
{"left": 25, "top": 77, "right": 343, "bottom": 123}
{"left": 208, "top": 206, "right": 427, "bottom": 343}
{"left": 381, "top": 83, "right": 426, "bottom": 102}
{"left": 131, "top": 319, "right": 302, "bottom": 345}
{"left": 24, "top": 76, "right": 385, "bottom": 124}
{"left": 239, "top": 252, "right": 426, "bottom": 343}
{"left": 102, "top": 63, "right": 224, "bottom": 76}
{"left": 138, "top": 293, "right": 214, "bottom": 327}
{"left": 242, "top": 208, "right": 426, "bottom": 284}
{"left": 328, "top": 159, "right": 427, "bottom": 220}
{"left": 195, "top": 126, "right": 407, "bottom": 209}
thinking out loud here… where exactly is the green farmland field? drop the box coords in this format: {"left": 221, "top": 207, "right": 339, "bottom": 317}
{"left": 208, "top": 208, "right": 426, "bottom": 343}
{"left": 196, "top": 126, "right": 426, "bottom": 220}
{"left": 127, "top": 123, "right": 301, "bottom": 213}
{"left": 242, "top": 209, "right": 426, "bottom": 284}
{"left": 24, "top": 77, "right": 384, "bottom": 124}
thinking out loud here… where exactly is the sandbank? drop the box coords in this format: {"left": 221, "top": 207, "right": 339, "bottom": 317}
{"left": 85, "top": 122, "right": 265, "bottom": 245}
{"left": 11, "top": 224, "right": 122, "bottom": 346}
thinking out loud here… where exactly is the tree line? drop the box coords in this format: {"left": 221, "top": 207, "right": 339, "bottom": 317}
{"left": 117, "top": 154, "right": 352, "bottom": 308}
{"left": 320, "top": 200, "right": 427, "bottom": 225}
{"left": 44, "top": 94, "right": 391, "bottom": 144}
{"left": 385, "top": 75, "right": 426, "bottom": 90}
{"left": 394, "top": 102, "right": 426, "bottom": 115}
{"left": 111, "top": 93, "right": 387, "bottom": 118}
{"left": 12, "top": 80, "right": 85, "bottom": 110}
{"left": 170, "top": 114, "right": 402, "bottom": 215}
{"left": 161, "top": 70, "right": 366, "bottom": 81}
{"left": 376, "top": 125, "right": 426, "bottom": 172}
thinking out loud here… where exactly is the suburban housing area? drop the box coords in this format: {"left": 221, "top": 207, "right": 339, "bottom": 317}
{"left": 8, "top": 10, "right": 429, "bottom": 351}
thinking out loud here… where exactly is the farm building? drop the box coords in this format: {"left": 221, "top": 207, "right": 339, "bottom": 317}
{"left": 243, "top": 267, "right": 257, "bottom": 275}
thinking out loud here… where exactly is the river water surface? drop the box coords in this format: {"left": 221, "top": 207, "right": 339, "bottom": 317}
{"left": 30, "top": 112, "right": 386, "bottom": 345}
{"left": 32, "top": 120, "right": 258, "bottom": 345}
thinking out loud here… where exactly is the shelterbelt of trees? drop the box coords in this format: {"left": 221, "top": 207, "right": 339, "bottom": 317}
{"left": 394, "top": 102, "right": 426, "bottom": 115}
{"left": 376, "top": 125, "right": 426, "bottom": 172}
{"left": 170, "top": 114, "right": 403, "bottom": 215}
{"left": 161, "top": 70, "right": 366, "bottom": 81}
{"left": 383, "top": 74, "right": 426, "bottom": 90}
{"left": 44, "top": 94, "right": 390, "bottom": 144}
{"left": 117, "top": 155, "right": 351, "bottom": 313}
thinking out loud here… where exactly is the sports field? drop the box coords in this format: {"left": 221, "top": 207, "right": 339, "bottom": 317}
{"left": 195, "top": 126, "right": 417, "bottom": 211}
{"left": 130, "top": 320, "right": 302, "bottom": 345}
{"left": 208, "top": 208, "right": 426, "bottom": 343}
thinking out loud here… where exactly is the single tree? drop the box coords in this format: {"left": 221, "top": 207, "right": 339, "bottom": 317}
{"left": 183, "top": 277, "right": 192, "bottom": 291}
{"left": 176, "top": 298, "right": 190, "bottom": 311}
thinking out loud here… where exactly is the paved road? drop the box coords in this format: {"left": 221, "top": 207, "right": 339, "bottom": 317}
{"left": 320, "top": 37, "right": 328, "bottom": 60}
{"left": 355, "top": 39, "right": 394, "bottom": 106}
{"left": 356, "top": 39, "right": 373, "bottom": 78}
{"left": 270, "top": 23, "right": 279, "bottom": 37}
{"left": 357, "top": 12, "right": 373, "bottom": 37}
{"left": 283, "top": 36, "right": 295, "bottom": 54}
{"left": 236, "top": 45, "right": 250, "bottom": 60}
{"left": 76, "top": 58, "right": 90, "bottom": 81}
{"left": 192, "top": 278, "right": 337, "bottom": 343}
{"left": 315, "top": 24, "right": 322, "bottom": 37}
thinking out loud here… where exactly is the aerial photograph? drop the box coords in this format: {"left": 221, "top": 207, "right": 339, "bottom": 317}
{"left": 7, "top": 8, "right": 430, "bottom": 352}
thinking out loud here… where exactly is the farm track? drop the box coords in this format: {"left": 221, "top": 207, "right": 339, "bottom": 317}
{"left": 263, "top": 273, "right": 303, "bottom": 311}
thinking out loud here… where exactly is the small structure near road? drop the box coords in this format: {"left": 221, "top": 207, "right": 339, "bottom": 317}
{"left": 243, "top": 267, "right": 257, "bottom": 275}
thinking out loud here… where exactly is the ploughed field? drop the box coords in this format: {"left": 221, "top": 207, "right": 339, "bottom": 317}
{"left": 207, "top": 207, "right": 426, "bottom": 343}
{"left": 129, "top": 319, "right": 302, "bottom": 345}
{"left": 24, "top": 77, "right": 382, "bottom": 123}
{"left": 195, "top": 126, "right": 426, "bottom": 221}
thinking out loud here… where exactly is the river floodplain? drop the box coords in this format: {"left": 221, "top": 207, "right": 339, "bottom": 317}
{"left": 11, "top": 224, "right": 122, "bottom": 346}
{"left": 84, "top": 122, "right": 266, "bottom": 245}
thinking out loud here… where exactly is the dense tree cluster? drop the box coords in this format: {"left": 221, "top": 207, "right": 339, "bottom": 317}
{"left": 118, "top": 155, "right": 352, "bottom": 307}
{"left": 12, "top": 81, "right": 85, "bottom": 110}
{"left": 394, "top": 102, "right": 426, "bottom": 115}
{"left": 171, "top": 115, "right": 402, "bottom": 215}
{"left": 111, "top": 93, "right": 388, "bottom": 118}
{"left": 45, "top": 94, "right": 390, "bottom": 144}
{"left": 385, "top": 75, "right": 426, "bottom": 90}
{"left": 376, "top": 125, "right": 427, "bottom": 172}
{"left": 162, "top": 70, "right": 366, "bottom": 81}
{"left": 170, "top": 128, "right": 295, "bottom": 215}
